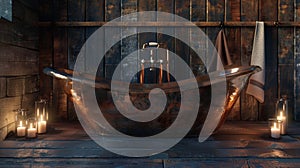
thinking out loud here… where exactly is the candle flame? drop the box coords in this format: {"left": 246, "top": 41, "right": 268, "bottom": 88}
{"left": 20, "top": 121, "right": 22, "bottom": 127}
{"left": 273, "top": 122, "right": 277, "bottom": 129}
{"left": 30, "top": 123, "right": 33, "bottom": 129}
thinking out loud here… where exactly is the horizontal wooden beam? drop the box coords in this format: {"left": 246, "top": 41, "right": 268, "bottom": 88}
{"left": 38, "top": 21, "right": 300, "bottom": 27}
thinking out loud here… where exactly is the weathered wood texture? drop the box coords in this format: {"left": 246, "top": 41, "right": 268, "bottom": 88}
{"left": 240, "top": 0, "right": 259, "bottom": 121}
{"left": 0, "top": 0, "right": 39, "bottom": 140}
{"left": 259, "top": 0, "right": 278, "bottom": 120}
{"left": 226, "top": 0, "right": 241, "bottom": 120}
{"left": 295, "top": 0, "right": 300, "bottom": 121}
{"left": 39, "top": 0, "right": 300, "bottom": 121}
{"left": 278, "top": 0, "right": 295, "bottom": 123}
{"left": 52, "top": 0, "right": 68, "bottom": 121}
{"left": 2, "top": 121, "right": 300, "bottom": 167}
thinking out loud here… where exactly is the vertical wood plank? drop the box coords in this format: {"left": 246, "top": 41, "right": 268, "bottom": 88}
{"left": 259, "top": 0, "right": 278, "bottom": 120}
{"left": 157, "top": 0, "right": 175, "bottom": 83}
{"left": 67, "top": 0, "right": 86, "bottom": 120}
{"left": 121, "top": 0, "right": 138, "bottom": 82}
{"left": 295, "top": 0, "right": 300, "bottom": 121}
{"left": 86, "top": 0, "right": 105, "bottom": 77}
{"left": 207, "top": 0, "right": 225, "bottom": 42}
{"left": 137, "top": 0, "right": 157, "bottom": 83}
{"left": 190, "top": 0, "right": 206, "bottom": 76}
{"left": 53, "top": 0, "right": 68, "bottom": 121}
{"left": 278, "top": 0, "right": 294, "bottom": 121}
{"left": 105, "top": 0, "right": 121, "bottom": 80}
{"left": 39, "top": 0, "right": 53, "bottom": 121}
{"left": 175, "top": 0, "right": 190, "bottom": 80}
{"left": 225, "top": 0, "right": 241, "bottom": 120}
{"left": 240, "top": 0, "right": 259, "bottom": 120}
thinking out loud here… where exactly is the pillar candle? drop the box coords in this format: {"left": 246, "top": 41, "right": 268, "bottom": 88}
{"left": 166, "top": 50, "right": 170, "bottom": 82}
{"left": 27, "top": 123, "right": 37, "bottom": 138}
{"left": 140, "top": 61, "right": 145, "bottom": 84}
{"left": 37, "top": 115, "right": 47, "bottom": 134}
{"left": 277, "top": 111, "right": 287, "bottom": 135}
{"left": 16, "top": 121, "right": 26, "bottom": 137}
{"left": 159, "top": 61, "right": 163, "bottom": 84}
{"left": 271, "top": 122, "right": 280, "bottom": 139}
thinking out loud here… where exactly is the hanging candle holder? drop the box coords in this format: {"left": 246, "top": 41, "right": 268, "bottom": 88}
{"left": 14, "top": 109, "right": 27, "bottom": 137}
{"left": 276, "top": 96, "right": 288, "bottom": 135}
{"left": 26, "top": 118, "right": 37, "bottom": 139}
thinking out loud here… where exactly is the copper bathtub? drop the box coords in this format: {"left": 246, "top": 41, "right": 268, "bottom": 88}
{"left": 44, "top": 66, "right": 261, "bottom": 138}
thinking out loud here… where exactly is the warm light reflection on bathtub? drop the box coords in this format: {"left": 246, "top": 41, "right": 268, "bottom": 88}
{"left": 50, "top": 71, "right": 68, "bottom": 80}
{"left": 71, "top": 89, "right": 81, "bottom": 101}
{"left": 230, "top": 68, "right": 239, "bottom": 74}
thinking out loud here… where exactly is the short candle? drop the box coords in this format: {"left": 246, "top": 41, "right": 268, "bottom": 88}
{"left": 271, "top": 122, "right": 280, "bottom": 139}
{"left": 27, "top": 123, "right": 37, "bottom": 138}
{"left": 16, "top": 121, "right": 26, "bottom": 137}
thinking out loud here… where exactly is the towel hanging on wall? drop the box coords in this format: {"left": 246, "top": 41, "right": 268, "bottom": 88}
{"left": 246, "top": 21, "right": 265, "bottom": 103}
{"left": 208, "top": 29, "right": 233, "bottom": 72}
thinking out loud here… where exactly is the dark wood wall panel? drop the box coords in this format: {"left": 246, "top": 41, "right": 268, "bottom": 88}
{"left": 156, "top": 0, "right": 174, "bottom": 83}
{"left": 278, "top": 0, "right": 294, "bottom": 121}
{"left": 121, "top": 0, "right": 138, "bottom": 82}
{"left": 85, "top": 0, "right": 105, "bottom": 76}
{"left": 240, "top": 0, "right": 259, "bottom": 121}
{"left": 190, "top": 0, "right": 206, "bottom": 76}
{"left": 39, "top": 0, "right": 300, "bottom": 121}
{"left": 67, "top": 0, "right": 86, "bottom": 120}
{"left": 105, "top": 0, "right": 121, "bottom": 80}
{"left": 295, "top": 0, "right": 300, "bottom": 121}
{"left": 259, "top": 0, "right": 278, "bottom": 120}
{"left": 226, "top": 0, "right": 241, "bottom": 120}
{"left": 175, "top": 1, "right": 190, "bottom": 80}
{"left": 52, "top": 0, "right": 68, "bottom": 120}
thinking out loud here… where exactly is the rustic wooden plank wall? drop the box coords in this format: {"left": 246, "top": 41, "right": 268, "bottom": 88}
{"left": 40, "top": 0, "right": 300, "bottom": 121}
{"left": 296, "top": 1, "right": 300, "bottom": 121}
{"left": 0, "top": 0, "right": 39, "bottom": 140}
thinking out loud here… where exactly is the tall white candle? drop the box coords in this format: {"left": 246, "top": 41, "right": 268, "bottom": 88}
{"left": 16, "top": 121, "right": 26, "bottom": 137}
{"left": 277, "top": 111, "right": 287, "bottom": 135}
{"left": 27, "top": 123, "right": 37, "bottom": 138}
{"left": 43, "top": 107, "right": 45, "bottom": 116}
{"left": 271, "top": 122, "right": 280, "bottom": 139}
{"left": 37, "top": 115, "right": 47, "bottom": 134}
{"left": 37, "top": 108, "right": 39, "bottom": 117}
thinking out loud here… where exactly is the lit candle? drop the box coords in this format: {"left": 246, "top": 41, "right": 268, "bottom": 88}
{"left": 27, "top": 123, "right": 37, "bottom": 138}
{"left": 159, "top": 60, "right": 163, "bottom": 84}
{"left": 16, "top": 121, "right": 26, "bottom": 137}
{"left": 270, "top": 122, "right": 280, "bottom": 139}
{"left": 166, "top": 50, "right": 170, "bottom": 82}
{"left": 140, "top": 60, "right": 145, "bottom": 84}
{"left": 37, "top": 115, "right": 47, "bottom": 134}
{"left": 42, "top": 107, "right": 45, "bottom": 117}
{"left": 277, "top": 111, "right": 287, "bottom": 135}
{"left": 37, "top": 108, "right": 39, "bottom": 117}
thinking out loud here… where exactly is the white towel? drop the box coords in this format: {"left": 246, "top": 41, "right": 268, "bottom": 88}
{"left": 246, "top": 21, "right": 265, "bottom": 103}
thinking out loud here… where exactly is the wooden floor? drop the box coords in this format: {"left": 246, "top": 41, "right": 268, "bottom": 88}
{"left": 1, "top": 121, "right": 300, "bottom": 167}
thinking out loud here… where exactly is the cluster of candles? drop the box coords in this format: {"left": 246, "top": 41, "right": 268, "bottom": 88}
{"left": 270, "top": 111, "right": 287, "bottom": 139}
{"left": 15, "top": 99, "right": 48, "bottom": 139}
{"left": 270, "top": 97, "right": 288, "bottom": 139}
